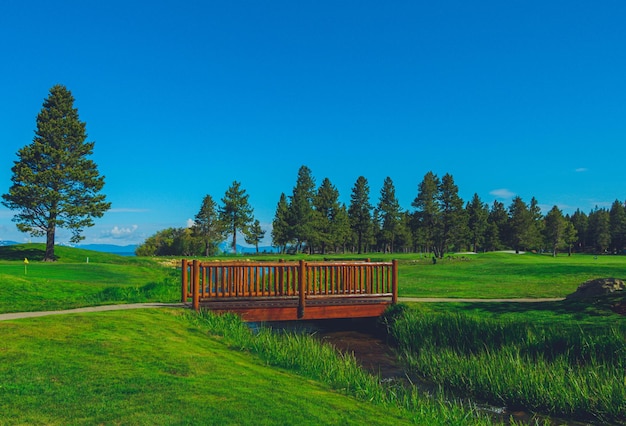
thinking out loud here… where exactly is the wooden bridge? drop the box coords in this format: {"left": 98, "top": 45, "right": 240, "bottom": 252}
{"left": 181, "top": 259, "right": 398, "bottom": 322}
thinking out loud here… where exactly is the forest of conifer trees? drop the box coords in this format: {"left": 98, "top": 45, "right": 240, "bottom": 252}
{"left": 137, "top": 165, "right": 626, "bottom": 257}
{"left": 271, "top": 166, "right": 626, "bottom": 257}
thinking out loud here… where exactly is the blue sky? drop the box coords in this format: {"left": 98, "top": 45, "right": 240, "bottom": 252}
{"left": 1, "top": 1, "right": 625, "bottom": 246}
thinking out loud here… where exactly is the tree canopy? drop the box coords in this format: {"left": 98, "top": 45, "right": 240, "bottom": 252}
{"left": 219, "top": 181, "right": 254, "bottom": 253}
{"left": 193, "top": 194, "right": 225, "bottom": 256}
{"left": 348, "top": 176, "right": 373, "bottom": 254}
{"left": 2, "top": 85, "right": 110, "bottom": 261}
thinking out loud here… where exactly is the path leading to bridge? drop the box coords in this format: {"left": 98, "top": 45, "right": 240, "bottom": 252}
{"left": 0, "top": 303, "right": 184, "bottom": 321}
{"left": 0, "top": 298, "right": 564, "bottom": 321}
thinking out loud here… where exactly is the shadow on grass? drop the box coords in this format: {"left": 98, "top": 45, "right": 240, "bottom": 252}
{"left": 432, "top": 294, "right": 626, "bottom": 321}
{"left": 0, "top": 245, "right": 47, "bottom": 261}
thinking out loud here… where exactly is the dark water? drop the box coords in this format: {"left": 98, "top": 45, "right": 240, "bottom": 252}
{"left": 255, "top": 318, "right": 607, "bottom": 426}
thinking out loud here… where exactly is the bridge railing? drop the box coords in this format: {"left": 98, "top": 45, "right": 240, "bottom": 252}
{"left": 181, "top": 259, "right": 398, "bottom": 312}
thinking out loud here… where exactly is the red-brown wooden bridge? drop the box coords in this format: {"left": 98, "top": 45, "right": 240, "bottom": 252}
{"left": 181, "top": 259, "right": 398, "bottom": 322}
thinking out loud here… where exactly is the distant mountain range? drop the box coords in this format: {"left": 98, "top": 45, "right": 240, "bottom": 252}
{"left": 0, "top": 240, "right": 278, "bottom": 255}
{"left": 218, "top": 242, "right": 279, "bottom": 254}
{"left": 0, "top": 240, "right": 137, "bottom": 255}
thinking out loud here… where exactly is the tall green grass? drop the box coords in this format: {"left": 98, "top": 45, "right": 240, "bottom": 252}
{"left": 186, "top": 310, "right": 500, "bottom": 425}
{"left": 384, "top": 305, "right": 626, "bottom": 423}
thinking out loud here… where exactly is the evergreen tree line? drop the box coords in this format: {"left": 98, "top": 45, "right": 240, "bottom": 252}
{"left": 136, "top": 165, "right": 626, "bottom": 257}
{"left": 271, "top": 166, "right": 626, "bottom": 257}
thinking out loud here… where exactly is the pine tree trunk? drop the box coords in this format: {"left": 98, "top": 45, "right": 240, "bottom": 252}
{"left": 44, "top": 223, "right": 56, "bottom": 262}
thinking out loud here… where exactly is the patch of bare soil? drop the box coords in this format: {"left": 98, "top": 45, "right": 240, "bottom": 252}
{"left": 611, "top": 301, "right": 626, "bottom": 316}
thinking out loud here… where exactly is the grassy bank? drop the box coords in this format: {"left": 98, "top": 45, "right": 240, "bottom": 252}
{"left": 189, "top": 310, "right": 498, "bottom": 425}
{"left": 0, "top": 308, "right": 495, "bottom": 425}
{"left": 385, "top": 302, "right": 626, "bottom": 423}
{"left": 0, "top": 244, "right": 179, "bottom": 313}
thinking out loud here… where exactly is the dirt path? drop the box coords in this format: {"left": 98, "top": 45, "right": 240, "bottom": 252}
{"left": 0, "top": 299, "right": 564, "bottom": 322}
{"left": 0, "top": 303, "right": 184, "bottom": 321}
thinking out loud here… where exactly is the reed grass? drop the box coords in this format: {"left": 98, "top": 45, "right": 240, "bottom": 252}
{"left": 187, "top": 310, "right": 500, "bottom": 425}
{"left": 385, "top": 306, "right": 626, "bottom": 423}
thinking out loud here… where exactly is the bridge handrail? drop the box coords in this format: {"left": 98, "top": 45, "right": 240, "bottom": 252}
{"left": 181, "top": 259, "right": 399, "bottom": 313}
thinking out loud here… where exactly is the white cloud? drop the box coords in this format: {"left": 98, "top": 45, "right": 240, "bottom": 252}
{"left": 575, "top": 168, "right": 588, "bottom": 173}
{"left": 186, "top": 218, "right": 195, "bottom": 228}
{"left": 101, "top": 225, "right": 139, "bottom": 240}
{"left": 489, "top": 188, "right": 515, "bottom": 199}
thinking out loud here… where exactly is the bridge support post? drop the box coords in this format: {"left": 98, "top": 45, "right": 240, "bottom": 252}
{"left": 192, "top": 259, "right": 200, "bottom": 311}
{"left": 392, "top": 259, "right": 398, "bottom": 304}
{"left": 298, "top": 260, "right": 306, "bottom": 318}
{"left": 181, "top": 259, "right": 188, "bottom": 303}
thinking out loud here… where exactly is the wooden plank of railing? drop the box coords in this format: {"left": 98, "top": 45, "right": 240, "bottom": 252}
{"left": 298, "top": 260, "right": 305, "bottom": 318}
{"left": 192, "top": 259, "right": 200, "bottom": 311}
{"left": 181, "top": 259, "right": 188, "bottom": 303}
{"left": 392, "top": 259, "right": 398, "bottom": 304}
{"left": 278, "top": 260, "right": 284, "bottom": 295}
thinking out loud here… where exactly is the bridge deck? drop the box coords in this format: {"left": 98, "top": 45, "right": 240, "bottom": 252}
{"left": 187, "top": 296, "right": 393, "bottom": 322}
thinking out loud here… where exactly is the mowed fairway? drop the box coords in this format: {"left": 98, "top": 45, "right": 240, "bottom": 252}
{"left": 0, "top": 309, "right": 414, "bottom": 425}
{"left": 0, "top": 245, "right": 178, "bottom": 313}
{"left": 397, "top": 252, "right": 626, "bottom": 298}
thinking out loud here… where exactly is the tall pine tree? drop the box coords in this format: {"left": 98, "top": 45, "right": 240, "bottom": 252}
{"left": 288, "top": 166, "right": 316, "bottom": 253}
{"left": 543, "top": 205, "right": 566, "bottom": 256}
{"left": 219, "top": 181, "right": 253, "bottom": 253}
{"left": 466, "top": 193, "right": 488, "bottom": 252}
{"left": 609, "top": 200, "right": 626, "bottom": 253}
{"left": 587, "top": 207, "right": 611, "bottom": 253}
{"left": 436, "top": 173, "right": 467, "bottom": 255}
{"left": 411, "top": 171, "right": 441, "bottom": 255}
{"left": 313, "top": 177, "right": 341, "bottom": 254}
{"left": 193, "top": 194, "right": 224, "bottom": 256}
{"left": 271, "top": 193, "right": 291, "bottom": 253}
{"left": 376, "top": 177, "right": 402, "bottom": 253}
{"left": 244, "top": 219, "right": 266, "bottom": 253}
{"left": 2, "top": 85, "right": 110, "bottom": 261}
{"left": 485, "top": 200, "right": 508, "bottom": 251}
{"left": 348, "top": 176, "right": 373, "bottom": 254}
{"left": 507, "top": 196, "right": 534, "bottom": 252}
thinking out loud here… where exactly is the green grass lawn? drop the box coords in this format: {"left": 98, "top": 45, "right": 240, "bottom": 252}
{"left": 0, "top": 244, "right": 179, "bottom": 313}
{"left": 2, "top": 244, "right": 625, "bottom": 424}
{"left": 2, "top": 247, "right": 626, "bottom": 313}
{"left": 0, "top": 309, "right": 416, "bottom": 425}
{"left": 396, "top": 251, "right": 626, "bottom": 298}
{"left": 171, "top": 250, "right": 626, "bottom": 298}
